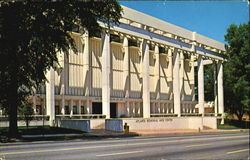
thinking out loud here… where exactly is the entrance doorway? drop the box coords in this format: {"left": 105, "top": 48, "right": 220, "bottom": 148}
{"left": 92, "top": 102, "right": 102, "bottom": 114}
{"left": 110, "top": 103, "right": 117, "bottom": 118}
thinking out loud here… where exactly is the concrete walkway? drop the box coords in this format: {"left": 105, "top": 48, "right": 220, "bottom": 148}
{"left": 90, "top": 129, "right": 124, "bottom": 135}
{"left": 91, "top": 128, "right": 249, "bottom": 136}
{"left": 130, "top": 129, "right": 249, "bottom": 135}
{"left": 2, "top": 129, "right": 248, "bottom": 142}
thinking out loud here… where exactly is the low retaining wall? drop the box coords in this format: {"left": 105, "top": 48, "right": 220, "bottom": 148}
{"left": 0, "top": 120, "right": 49, "bottom": 127}
{"left": 58, "top": 119, "right": 105, "bottom": 132}
{"left": 60, "top": 120, "right": 90, "bottom": 132}
{"left": 124, "top": 118, "right": 189, "bottom": 131}
{"left": 55, "top": 117, "right": 217, "bottom": 132}
{"left": 105, "top": 117, "right": 218, "bottom": 132}
{"left": 90, "top": 119, "right": 105, "bottom": 129}
{"left": 203, "top": 117, "right": 217, "bottom": 129}
{"left": 105, "top": 119, "right": 123, "bottom": 132}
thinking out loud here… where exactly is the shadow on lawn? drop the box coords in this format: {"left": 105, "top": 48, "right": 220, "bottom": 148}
{"left": 218, "top": 119, "right": 250, "bottom": 129}
{"left": 0, "top": 126, "right": 139, "bottom": 143}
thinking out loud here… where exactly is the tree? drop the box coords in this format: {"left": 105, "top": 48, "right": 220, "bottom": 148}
{"left": 224, "top": 22, "right": 250, "bottom": 121}
{"left": 18, "top": 102, "right": 34, "bottom": 128}
{"left": 0, "top": 0, "right": 122, "bottom": 137}
{"left": 204, "top": 65, "right": 215, "bottom": 102}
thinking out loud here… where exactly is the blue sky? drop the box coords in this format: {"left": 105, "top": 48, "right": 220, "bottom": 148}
{"left": 119, "top": 1, "right": 249, "bottom": 43}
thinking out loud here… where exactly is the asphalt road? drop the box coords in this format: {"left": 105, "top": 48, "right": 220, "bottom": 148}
{"left": 0, "top": 132, "right": 249, "bottom": 160}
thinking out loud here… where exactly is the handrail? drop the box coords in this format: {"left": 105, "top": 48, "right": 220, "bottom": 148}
{"left": 0, "top": 115, "right": 50, "bottom": 121}
{"left": 55, "top": 114, "right": 104, "bottom": 117}
{"left": 181, "top": 113, "right": 202, "bottom": 117}
{"left": 150, "top": 114, "right": 178, "bottom": 117}
{"left": 55, "top": 114, "right": 106, "bottom": 119}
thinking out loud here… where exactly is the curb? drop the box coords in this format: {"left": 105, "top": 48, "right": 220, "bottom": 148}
{"left": 1, "top": 129, "right": 248, "bottom": 143}
{"left": 0, "top": 133, "right": 139, "bottom": 143}
{"left": 134, "top": 129, "right": 250, "bottom": 136}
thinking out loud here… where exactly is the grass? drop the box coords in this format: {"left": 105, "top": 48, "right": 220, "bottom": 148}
{"left": 0, "top": 125, "right": 85, "bottom": 137}
{"left": 218, "top": 119, "right": 250, "bottom": 129}
{"left": 217, "top": 124, "right": 242, "bottom": 129}
{"left": 0, "top": 126, "right": 139, "bottom": 142}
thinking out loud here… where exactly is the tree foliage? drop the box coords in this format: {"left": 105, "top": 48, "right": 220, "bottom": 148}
{"left": 0, "top": 0, "right": 122, "bottom": 137}
{"left": 204, "top": 65, "right": 215, "bottom": 101}
{"left": 224, "top": 22, "right": 250, "bottom": 121}
{"left": 18, "top": 102, "right": 34, "bottom": 128}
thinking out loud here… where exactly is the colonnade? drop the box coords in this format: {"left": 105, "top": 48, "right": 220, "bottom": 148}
{"left": 38, "top": 28, "right": 225, "bottom": 126}
{"left": 100, "top": 30, "right": 224, "bottom": 119}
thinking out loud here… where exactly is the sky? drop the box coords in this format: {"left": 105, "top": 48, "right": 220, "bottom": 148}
{"left": 119, "top": 1, "right": 249, "bottom": 43}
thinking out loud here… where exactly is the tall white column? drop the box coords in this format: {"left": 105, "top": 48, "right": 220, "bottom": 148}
{"left": 198, "top": 55, "right": 204, "bottom": 116}
{"left": 46, "top": 68, "right": 55, "bottom": 126}
{"left": 123, "top": 36, "right": 130, "bottom": 118}
{"left": 123, "top": 36, "right": 130, "bottom": 98}
{"left": 190, "top": 54, "right": 195, "bottom": 101}
{"left": 217, "top": 61, "right": 224, "bottom": 124}
{"left": 214, "top": 62, "right": 218, "bottom": 116}
{"left": 173, "top": 49, "right": 181, "bottom": 117}
{"left": 167, "top": 48, "right": 173, "bottom": 100}
{"left": 59, "top": 51, "right": 65, "bottom": 115}
{"left": 142, "top": 40, "right": 150, "bottom": 118}
{"left": 83, "top": 31, "right": 91, "bottom": 96}
{"left": 179, "top": 51, "right": 184, "bottom": 101}
{"left": 155, "top": 45, "right": 160, "bottom": 100}
{"left": 167, "top": 48, "right": 173, "bottom": 82}
{"left": 191, "top": 32, "right": 196, "bottom": 102}
{"left": 82, "top": 31, "right": 91, "bottom": 115}
{"left": 101, "top": 30, "right": 110, "bottom": 118}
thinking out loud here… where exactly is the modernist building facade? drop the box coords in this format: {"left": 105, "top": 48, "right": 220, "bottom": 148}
{"left": 31, "top": 6, "right": 226, "bottom": 125}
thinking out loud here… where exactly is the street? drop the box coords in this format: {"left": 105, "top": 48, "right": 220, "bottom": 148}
{"left": 0, "top": 132, "right": 249, "bottom": 160}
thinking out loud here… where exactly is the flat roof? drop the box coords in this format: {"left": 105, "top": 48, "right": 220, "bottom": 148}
{"left": 121, "top": 5, "right": 226, "bottom": 52}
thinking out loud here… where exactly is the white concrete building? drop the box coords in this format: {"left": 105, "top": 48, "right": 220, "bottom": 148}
{"left": 32, "top": 6, "right": 226, "bottom": 126}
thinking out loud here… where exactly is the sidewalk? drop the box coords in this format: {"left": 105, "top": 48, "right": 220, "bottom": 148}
{"left": 1, "top": 128, "right": 248, "bottom": 143}
{"left": 130, "top": 128, "right": 249, "bottom": 136}
{"left": 12, "top": 129, "right": 136, "bottom": 141}
{"left": 21, "top": 128, "right": 249, "bottom": 138}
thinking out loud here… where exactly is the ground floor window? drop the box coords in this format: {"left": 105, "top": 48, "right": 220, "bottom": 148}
{"left": 55, "top": 105, "right": 60, "bottom": 115}
{"left": 81, "top": 106, "right": 85, "bottom": 114}
{"left": 36, "top": 105, "right": 42, "bottom": 115}
{"left": 92, "top": 102, "right": 102, "bottom": 114}
{"left": 73, "top": 106, "right": 77, "bottom": 114}
{"left": 65, "top": 105, "right": 69, "bottom": 114}
{"left": 110, "top": 103, "right": 117, "bottom": 118}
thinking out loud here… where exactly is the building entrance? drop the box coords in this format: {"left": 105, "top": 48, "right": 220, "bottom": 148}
{"left": 92, "top": 102, "right": 102, "bottom": 114}
{"left": 110, "top": 103, "right": 117, "bottom": 118}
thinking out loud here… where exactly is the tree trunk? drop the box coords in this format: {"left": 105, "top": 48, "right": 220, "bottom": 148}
{"left": 8, "top": 74, "right": 19, "bottom": 138}
{"left": 9, "top": 101, "right": 18, "bottom": 137}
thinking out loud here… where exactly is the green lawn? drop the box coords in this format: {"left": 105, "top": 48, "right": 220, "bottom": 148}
{"left": 217, "top": 124, "right": 242, "bottom": 129}
{"left": 218, "top": 119, "right": 249, "bottom": 129}
{"left": 0, "top": 125, "right": 85, "bottom": 137}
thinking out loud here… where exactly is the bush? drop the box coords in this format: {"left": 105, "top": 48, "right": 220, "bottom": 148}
{"left": 18, "top": 102, "right": 34, "bottom": 128}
